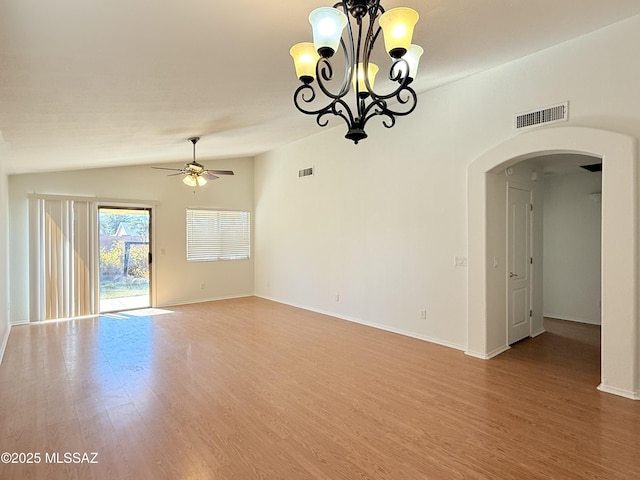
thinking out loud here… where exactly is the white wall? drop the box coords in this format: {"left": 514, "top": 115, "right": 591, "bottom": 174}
{"left": 254, "top": 15, "right": 640, "bottom": 384}
{"left": 8, "top": 157, "right": 254, "bottom": 323}
{"left": 543, "top": 171, "right": 602, "bottom": 324}
{"left": 254, "top": 117, "right": 470, "bottom": 350}
{"left": 0, "top": 161, "right": 10, "bottom": 360}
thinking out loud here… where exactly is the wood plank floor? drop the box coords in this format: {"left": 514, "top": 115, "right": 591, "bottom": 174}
{"left": 1, "top": 297, "right": 639, "bottom": 479}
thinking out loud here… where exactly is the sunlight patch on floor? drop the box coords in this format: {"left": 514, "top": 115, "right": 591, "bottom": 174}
{"left": 103, "top": 308, "right": 174, "bottom": 319}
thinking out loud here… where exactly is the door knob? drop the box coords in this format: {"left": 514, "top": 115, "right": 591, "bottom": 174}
{"left": 509, "top": 272, "right": 518, "bottom": 278}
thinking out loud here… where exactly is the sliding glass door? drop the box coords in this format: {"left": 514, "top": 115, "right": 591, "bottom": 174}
{"left": 98, "top": 207, "right": 151, "bottom": 313}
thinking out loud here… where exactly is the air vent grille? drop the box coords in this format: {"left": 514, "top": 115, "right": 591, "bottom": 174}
{"left": 515, "top": 102, "right": 568, "bottom": 130}
{"left": 298, "top": 167, "right": 314, "bottom": 178}
{"left": 580, "top": 163, "right": 602, "bottom": 172}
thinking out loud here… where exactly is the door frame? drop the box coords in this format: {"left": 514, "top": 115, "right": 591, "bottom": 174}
{"left": 95, "top": 202, "right": 156, "bottom": 311}
{"left": 466, "top": 126, "right": 639, "bottom": 400}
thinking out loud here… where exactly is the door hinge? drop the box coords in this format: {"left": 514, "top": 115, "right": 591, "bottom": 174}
{"left": 530, "top": 204, "right": 533, "bottom": 211}
{"left": 530, "top": 257, "right": 533, "bottom": 264}
{"left": 529, "top": 310, "right": 533, "bottom": 317}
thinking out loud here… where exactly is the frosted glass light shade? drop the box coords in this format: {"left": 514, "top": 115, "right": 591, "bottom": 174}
{"left": 290, "top": 42, "right": 320, "bottom": 83}
{"left": 196, "top": 176, "right": 207, "bottom": 186}
{"left": 183, "top": 175, "right": 197, "bottom": 187}
{"left": 309, "top": 7, "right": 348, "bottom": 58}
{"left": 378, "top": 7, "right": 419, "bottom": 58}
{"left": 395, "top": 44, "right": 423, "bottom": 80}
{"left": 351, "top": 62, "right": 379, "bottom": 96}
{"left": 183, "top": 175, "right": 207, "bottom": 187}
{"left": 405, "top": 44, "right": 424, "bottom": 78}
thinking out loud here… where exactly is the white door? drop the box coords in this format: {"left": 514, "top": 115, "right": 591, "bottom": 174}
{"left": 507, "top": 185, "right": 532, "bottom": 344}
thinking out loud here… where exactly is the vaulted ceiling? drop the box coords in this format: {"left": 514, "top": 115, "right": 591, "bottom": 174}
{"left": 2, "top": 0, "right": 640, "bottom": 174}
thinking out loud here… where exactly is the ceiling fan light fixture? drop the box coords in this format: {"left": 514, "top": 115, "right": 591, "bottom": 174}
{"left": 151, "top": 136, "right": 234, "bottom": 186}
{"left": 196, "top": 175, "right": 207, "bottom": 186}
{"left": 183, "top": 175, "right": 198, "bottom": 187}
{"left": 186, "top": 162, "right": 204, "bottom": 173}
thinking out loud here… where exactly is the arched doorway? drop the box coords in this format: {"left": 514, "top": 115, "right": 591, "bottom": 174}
{"left": 466, "top": 126, "right": 638, "bottom": 400}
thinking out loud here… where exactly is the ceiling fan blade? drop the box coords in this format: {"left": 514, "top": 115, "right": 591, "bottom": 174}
{"left": 151, "top": 166, "right": 182, "bottom": 171}
{"left": 202, "top": 173, "right": 219, "bottom": 180}
{"left": 167, "top": 172, "right": 185, "bottom": 176}
{"left": 205, "top": 169, "right": 234, "bottom": 175}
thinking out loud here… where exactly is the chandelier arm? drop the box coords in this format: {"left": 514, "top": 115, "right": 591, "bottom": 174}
{"left": 387, "top": 86, "right": 418, "bottom": 116}
{"left": 293, "top": 84, "right": 318, "bottom": 113}
{"left": 368, "top": 86, "right": 418, "bottom": 118}
{"left": 314, "top": 98, "right": 356, "bottom": 130}
{"left": 315, "top": 49, "right": 351, "bottom": 101}
{"left": 370, "top": 110, "right": 396, "bottom": 129}
{"left": 361, "top": 12, "right": 381, "bottom": 96}
{"left": 293, "top": 84, "right": 339, "bottom": 117}
{"left": 371, "top": 0, "right": 383, "bottom": 15}
{"left": 343, "top": 7, "right": 357, "bottom": 96}
{"left": 365, "top": 59, "right": 413, "bottom": 102}
{"left": 294, "top": 85, "right": 358, "bottom": 131}
{"left": 331, "top": 98, "right": 357, "bottom": 126}
{"left": 389, "top": 58, "right": 410, "bottom": 83}
{"left": 359, "top": 85, "right": 418, "bottom": 130}
{"left": 353, "top": 16, "right": 364, "bottom": 102}
{"left": 360, "top": 96, "right": 387, "bottom": 126}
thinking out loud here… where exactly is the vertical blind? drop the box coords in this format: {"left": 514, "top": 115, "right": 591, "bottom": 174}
{"left": 186, "top": 209, "right": 251, "bottom": 262}
{"left": 29, "top": 197, "right": 97, "bottom": 321}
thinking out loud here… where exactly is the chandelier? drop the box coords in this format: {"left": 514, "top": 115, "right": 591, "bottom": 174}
{"left": 290, "top": 0, "right": 422, "bottom": 144}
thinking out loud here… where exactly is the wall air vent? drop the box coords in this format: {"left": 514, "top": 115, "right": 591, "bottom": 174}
{"left": 515, "top": 102, "right": 568, "bottom": 130}
{"left": 298, "top": 167, "right": 314, "bottom": 178}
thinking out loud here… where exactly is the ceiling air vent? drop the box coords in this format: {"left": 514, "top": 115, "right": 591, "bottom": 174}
{"left": 515, "top": 102, "right": 568, "bottom": 130}
{"left": 580, "top": 163, "right": 602, "bottom": 172}
{"left": 298, "top": 167, "right": 314, "bottom": 178}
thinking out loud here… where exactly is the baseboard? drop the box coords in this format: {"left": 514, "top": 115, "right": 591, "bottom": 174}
{"left": 598, "top": 383, "right": 640, "bottom": 401}
{"left": 543, "top": 313, "right": 601, "bottom": 326}
{"left": 465, "top": 344, "right": 511, "bottom": 360}
{"left": 531, "top": 327, "right": 546, "bottom": 338}
{"left": 0, "top": 323, "right": 11, "bottom": 365}
{"left": 157, "top": 293, "right": 254, "bottom": 308}
{"left": 256, "top": 294, "right": 466, "bottom": 352}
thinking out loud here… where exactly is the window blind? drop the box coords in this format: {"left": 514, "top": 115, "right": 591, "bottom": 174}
{"left": 186, "top": 209, "right": 251, "bottom": 262}
{"left": 29, "top": 197, "right": 97, "bottom": 321}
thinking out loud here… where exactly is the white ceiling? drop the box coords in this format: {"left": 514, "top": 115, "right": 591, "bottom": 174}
{"left": 2, "top": 0, "right": 640, "bottom": 175}
{"left": 533, "top": 153, "right": 602, "bottom": 176}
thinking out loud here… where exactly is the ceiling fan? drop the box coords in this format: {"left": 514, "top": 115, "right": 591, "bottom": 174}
{"left": 152, "top": 137, "right": 234, "bottom": 187}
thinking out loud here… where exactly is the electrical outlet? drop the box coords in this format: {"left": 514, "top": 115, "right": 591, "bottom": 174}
{"left": 199, "top": 282, "right": 205, "bottom": 290}
{"left": 420, "top": 309, "right": 427, "bottom": 319}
